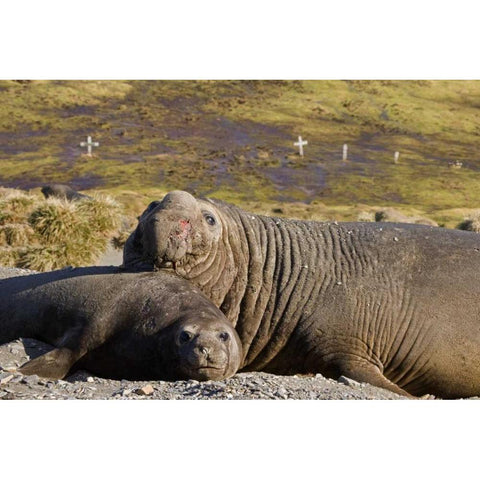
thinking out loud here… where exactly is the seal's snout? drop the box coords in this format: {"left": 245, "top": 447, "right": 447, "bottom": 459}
{"left": 175, "top": 219, "right": 192, "bottom": 240}
{"left": 198, "top": 345, "right": 210, "bottom": 357}
{"left": 139, "top": 192, "right": 205, "bottom": 269}
{"left": 190, "top": 339, "right": 216, "bottom": 364}
{"left": 143, "top": 213, "right": 194, "bottom": 267}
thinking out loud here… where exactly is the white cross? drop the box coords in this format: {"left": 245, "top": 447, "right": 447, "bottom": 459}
{"left": 294, "top": 136, "right": 308, "bottom": 156}
{"left": 80, "top": 136, "right": 99, "bottom": 156}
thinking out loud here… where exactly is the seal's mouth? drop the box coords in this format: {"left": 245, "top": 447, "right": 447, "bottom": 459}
{"left": 188, "top": 364, "right": 227, "bottom": 381}
{"left": 152, "top": 258, "right": 176, "bottom": 270}
{"left": 196, "top": 365, "right": 222, "bottom": 371}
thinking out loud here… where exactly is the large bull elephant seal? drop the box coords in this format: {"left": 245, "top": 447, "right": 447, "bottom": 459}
{"left": 123, "top": 190, "right": 480, "bottom": 399}
{"left": 0, "top": 267, "right": 241, "bottom": 381}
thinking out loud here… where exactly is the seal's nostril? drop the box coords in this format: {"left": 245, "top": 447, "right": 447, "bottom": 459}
{"left": 200, "top": 346, "right": 208, "bottom": 356}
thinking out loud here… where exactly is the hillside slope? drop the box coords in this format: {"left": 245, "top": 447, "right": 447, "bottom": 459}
{"left": 1, "top": 80, "right": 480, "bottom": 225}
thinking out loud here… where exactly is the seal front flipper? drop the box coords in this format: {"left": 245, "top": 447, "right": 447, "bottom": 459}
{"left": 18, "top": 348, "right": 79, "bottom": 379}
{"left": 333, "top": 357, "right": 414, "bottom": 398}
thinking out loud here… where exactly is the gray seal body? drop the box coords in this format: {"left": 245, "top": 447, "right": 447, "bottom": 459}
{"left": 123, "top": 190, "right": 480, "bottom": 398}
{"left": 41, "top": 184, "right": 92, "bottom": 201}
{"left": 0, "top": 267, "right": 241, "bottom": 381}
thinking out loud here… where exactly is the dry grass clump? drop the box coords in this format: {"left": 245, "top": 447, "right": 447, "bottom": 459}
{"left": 457, "top": 211, "right": 480, "bottom": 232}
{"left": 357, "top": 211, "right": 375, "bottom": 222}
{"left": 0, "top": 188, "right": 37, "bottom": 224}
{"left": 0, "top": 189, "right": 123, "bottom": 271}
{"left": 29, "top": 199, "right": 86, "bottom": 243}
{"left": 0, "top": 246, "right": 24, "bottom": 267}
{"left": 0, "top": 223, "right": 36, "bottom": 246}
{"left": 76, "top": 193, "right": 122, "bottom": 234}
{"left": 374, "top": 208, "right": 438, "bottom": 227}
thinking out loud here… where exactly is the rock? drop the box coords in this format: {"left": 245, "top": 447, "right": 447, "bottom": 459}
{"left": 135, "top": 385, "right": 154, "bottom": 396}
{"left": 277, "top": 387, "right": 288, "bottom": 398}
{"left": 2, "top": 366, "right": 18, "bottom": 373}
{"left": 0, "top": 391, "right": 16, "bottom": 400}
{"left": 420, "top": 394, "right": 436, "bottom": 400}
{"left": 87, "top": 376, "right": 95, "bottom": 383}
{"left": 337, "top": 375, "right": 362, "bottom": 387}
{"left": 0, "top": 374, "right": 14, "bottom": 385}
{"left": 21, "top": 375, "right": 39, "bottom": 385}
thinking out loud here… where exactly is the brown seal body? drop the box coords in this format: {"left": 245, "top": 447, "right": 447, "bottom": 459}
{"left": 0, "top": 267, "right": 241, "bottom": 381}
{"left": 41, "top": 184, "right": 92, "bottom": 201}
{"left": 123, "top": 190, "right": 480, "bottom": 398}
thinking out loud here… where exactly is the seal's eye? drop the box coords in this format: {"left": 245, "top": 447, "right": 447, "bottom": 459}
{"left": 203, "top": 213, "right": 216, "bottom": 226}
{"left": 219, "top": 332, "right": 230, "bottom": 342}
{"left": 179, "top": 331, "right": 193, "bottom": 344}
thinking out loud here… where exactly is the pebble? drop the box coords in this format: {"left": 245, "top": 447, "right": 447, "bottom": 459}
{"left": 135, "top": 385, "right": 154, "bottom": 396}
{"left": 0, "top": 374, "right": 14, "bottom": 385}
{"left": 337, "top": 376, "right": 361, "bottom": 387}
{"left": 22, "top": 375, "right": 40, "bottom": 385}
{"left": 277, "top": 387, "right": 288, "bottom": 398}
{"left": 3, "top": 366, "right": 18, "bottom": 372}
{"left": 87, "top": 377, "right": 95, "bottom": 383}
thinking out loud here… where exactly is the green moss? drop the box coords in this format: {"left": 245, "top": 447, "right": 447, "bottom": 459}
{"left": 3, "top": 80, "right": 480, "bottom": 226}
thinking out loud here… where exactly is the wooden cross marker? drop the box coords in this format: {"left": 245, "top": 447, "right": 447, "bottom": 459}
{"left": 294, "top": 136, "right": 308, "bottom": 156}
{"left": 80, "top": 136, "right": 99, "bottom": 156}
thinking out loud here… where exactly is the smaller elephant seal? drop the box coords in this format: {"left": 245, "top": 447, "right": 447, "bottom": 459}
{"left": 0, "top": 267, "right": 241, "bottom": 381}
{"left": 41, "top": 184, "right": 92, "bottom": 201}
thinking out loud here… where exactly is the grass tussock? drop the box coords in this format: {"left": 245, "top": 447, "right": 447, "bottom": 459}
{"left": 0, "top": 188, "right": 37, "bottom": 224}
{"left": 0, "top": 189, "right": 123, "bottom": 271}
{"left": 0, "top": 223, "right": 36, "bottom": 246}
{"left": 457, "top": 211, "right": 480, "bottom": 232}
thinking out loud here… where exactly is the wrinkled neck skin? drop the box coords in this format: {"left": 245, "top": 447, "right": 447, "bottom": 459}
{"left": 178, "top": 202, "right": 333, "bottom": 371}
{"left": 175, "top": 208, "right": 239, "bottom": 309}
